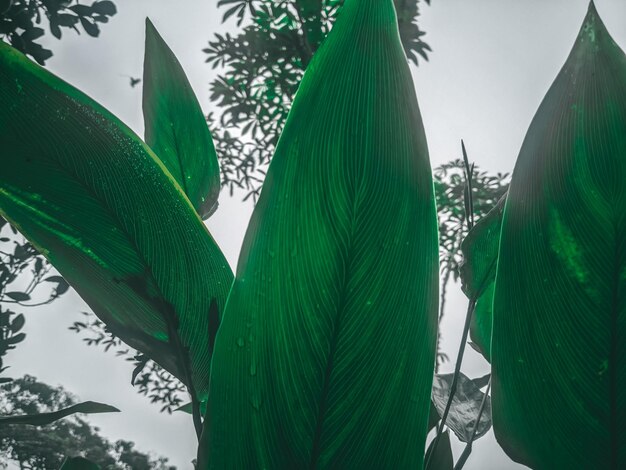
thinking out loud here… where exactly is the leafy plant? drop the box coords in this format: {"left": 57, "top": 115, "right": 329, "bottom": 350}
{"left": 0, "top": 0, "right": 117, "bottom": 65}
{"left": 0, "top": 375, "right": 174, "bottom": 470}
{"left": 1, "top": 0, "right": 625, "bottom": 469}
{"left": 0, "top": 15, "right": 233, "bottom": 440}
{"left": 0, "top": 218, "right": 71, "bottom": 382}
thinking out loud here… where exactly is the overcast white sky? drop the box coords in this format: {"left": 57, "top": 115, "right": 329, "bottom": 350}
{"left": 4, "top": 0, "right": 626, "bottom": 468}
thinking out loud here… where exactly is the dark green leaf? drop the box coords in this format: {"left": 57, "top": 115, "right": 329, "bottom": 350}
{"left": 200, "top": 0, "right": 439, "bottom": 467}
{"left": 431, "top": 372, "right": 492, "bottom": 443}
{"left": 10, "top": 313, "right": 25, "bottom": 332}
{"left": 5, "top": 291, "right": 30, "bottom": 302}
{"left": 143, "top": 19, "right": 221, "bottom": 219}
{"left": 91, "top": 1, "right": 116, "bottom": 16}
{"left": 424, "top": 431, "right": 454, "bottom": 470}
{"left": 0, "top": 400, "right": 119, "bottom": 426}
{"left": 492, "top": 3, "right": 626, "bottom": 468}
{"left": 0, "top": 41, "right": 234, "bottom": 401}
{"left": 459, "top": 195, "right": 506, "bottom": 360}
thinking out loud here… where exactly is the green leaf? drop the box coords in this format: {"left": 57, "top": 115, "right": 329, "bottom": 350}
{"left": 0, "top": 41, "right": 234, "bottom": 401}
{"left": 492, "top": 3, "right": 626, "bottom": 468}
{"left": 424, "top": 431, "right": 454, "bottom": 470}
{"left": 59, "top": 456, "right": 100, "bottom": 470}
{"left": 0, "top": 400, "right": 119, "bottom": 426}
{"left": 431, "top": 373, "right": 492, "bottom": 443}
{"left": 200, "top": 0, "right": 439, "bottom": 467}
{"left": 143, "top": 19, "right": 221, "bottom": 219}
{"left": 5, "top": 291, "right": 30, "bottom": 301}
{"left": 459, "top": 195, "right": 506, "bottom": 360}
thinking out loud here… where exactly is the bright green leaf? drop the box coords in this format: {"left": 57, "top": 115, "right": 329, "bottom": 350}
{"left": 0, "top": 401, "right": 119, "bottom": 426}
{"left": 459, "top": 195, "right": 506, "bottom": 360}
{"left": 0, "top": 41, "right": 233, "bottom": 400}
{"left": 143, "top": 19, "right": 221, "bottom": 219}
{"left": 492, "top": 3, "right": 626, "bottom": 468}
{"left": 200, "top": 0, "right": 439, "bottom": 467}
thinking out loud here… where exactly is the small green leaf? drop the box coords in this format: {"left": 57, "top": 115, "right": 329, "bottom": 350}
{"left": 143, "top": 19, "right": 221, "bottom": 219}
{"left": 0, "top": 401, "right": 119, "bottom": 426}
{"left": 5, "top": 291, "right": 30, "bottom": 302}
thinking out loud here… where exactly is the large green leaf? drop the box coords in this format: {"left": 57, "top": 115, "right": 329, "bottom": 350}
{"left": 0, "top": 401, "right": 119, "bottom": 426}
{"left": 200, "top": 0, "right": 439, "bottom": 467}
{"left": 492, "top": 3, "right": 626, "bottom": 468}
{"left": 0, "top": 41, "right": 233, "bottom": 400}
{"left": 143, "top": 19, "right": 221, "bottom": 219}
{"left": 459, "top": 195, "right": 506, "bottom": 360}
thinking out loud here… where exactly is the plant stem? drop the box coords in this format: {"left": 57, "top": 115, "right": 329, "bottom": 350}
{"left": 424, "top": 296, "right": 477, "bottom": 470}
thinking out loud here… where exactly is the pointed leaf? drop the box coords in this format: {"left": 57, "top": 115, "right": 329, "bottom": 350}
{"left": 201, "top": 0, "right": 439, "bottom": 467}
{"left": 0, "top": 41, "right": 233, "bottom": 400}
{"left": 459, "top": 195, "right": 506, "bottom": 360}
{"left": 492, "top": 3, "right": 626, "bottom": 467}
{"left": 0, "top": 401, "right": 119, "bottom": 426}
{"left": 143, "top": 19, "right": 221, "bottom": 219}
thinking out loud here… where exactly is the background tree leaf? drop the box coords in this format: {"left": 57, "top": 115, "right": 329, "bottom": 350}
{"left": 492, "top": 3, "right": 626, "bottom": 468}
{"left": 0, "top": 401, "right": 119, "bottom": 426}
{"left": 143, "top": 19, "right": 221, "bottom": 219}
{"left": 201, "top": 0, "right": 438, "bottom": 467}
{"left": 0, "top": 41, "right": 233, "bottom": 401}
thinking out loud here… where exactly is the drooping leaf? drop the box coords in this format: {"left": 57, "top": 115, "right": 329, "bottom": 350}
{"left": 0, "top": 401, "right": 119, "bottom": 426}
{"left": 459, "top": 195, "right": 506, "bottom": 360}
{"left": 492, "top": 3, "right": 626, "bottom": 468}
{"left": 143, "top": 19, "right": 221, "bottom": 219}
{"left": 59, "top": 456, "right": 100, "bottom": 470}
{"left": 424, "top": 431, "right": 454, "bottom": 470}
{"left": 4, "top": 291, "right": 30, "bottom": 302}
{"left": 431, "top": 373, "right": 492, "bottom": 443}
{"left": 200, "top": 0, "right": 439, "bottom": 467}
{"left": 0, "top": 41, "right": 233, "bottom": 400}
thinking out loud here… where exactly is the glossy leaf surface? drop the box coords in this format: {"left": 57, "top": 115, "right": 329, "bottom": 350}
{"left": 143, "top": 19, "right": 221, "bottom": 219}
{"left": 201, "top": 0, "right": 439, "bottom": 467}
{"left": 459, "top": 195, "right": 505, "bottom": 360}
{"left": 0, "top": 41, "right": 233, "bottom": 400}
{"left": 0, "top": 401, "right": 119, "bottom": 426}
{"left": 492, "top": 3, "right": 626, "bottom": 468}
